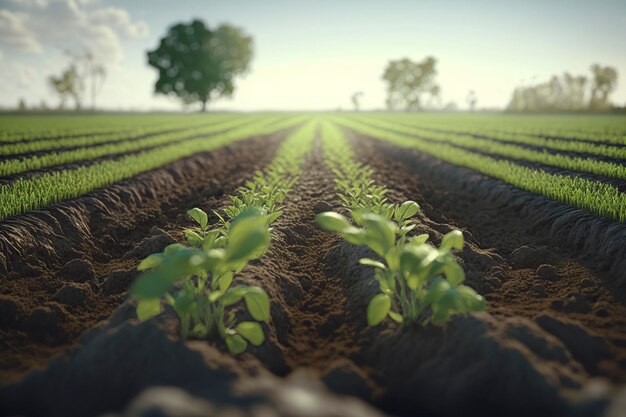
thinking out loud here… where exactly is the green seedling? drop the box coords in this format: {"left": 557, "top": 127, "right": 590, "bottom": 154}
{"left": 132, "top": 209, "right": 271, "bottom": 353}
{"left": 317, "top": 211, "right": 485, "bottom": 326}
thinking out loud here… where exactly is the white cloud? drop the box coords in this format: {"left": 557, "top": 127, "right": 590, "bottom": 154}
{"left": 0, "top": 0, "right": 149, "bottom": 63}
{"left": 0, "top": 9, "right": 42, "bottom": 52}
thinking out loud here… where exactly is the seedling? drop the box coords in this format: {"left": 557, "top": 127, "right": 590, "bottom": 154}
{"left": 317, "top": 211, "right": 485, "bottom": 326}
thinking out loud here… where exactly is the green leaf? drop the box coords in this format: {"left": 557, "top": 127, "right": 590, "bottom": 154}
{"left": 223, "top": 214, "right": 269, "bottom": 265}
{"left": 367, "top": 294, "right": 391, "bottom": 326}
{"left": 164, "top": 243, "right": 186, "bottom": 255}
{"left": 136, "top": 298, "right": 161, "bottom": 321}
{"left": 184, "top": 229, "right": 204, "bottom": 246}
{"left": 316, "top": 212, "right": 352, "bottom": 232}
{"left": 223, "top": 285, "right": 248, "bottom": 306}
{"left": 208, "top": 290, "right": 223, "bottom": 302}
{"left": 217, "top": 271, "right": 234, "bottom": 292}
{"left": 359, "top": 258, "right": 387, "bottom": 270}
{"left": 388, "top": 311, "right": 404, "bottom": 323}
{"left": 187, "top": 207, "right": 208, "bottom": 230}
{"left": 361, "top": 213, "right": 396, "bottom": 257}
{"left": 236, "top": 321, "right": 265, "bottom": 346}
{"left": 409, "top": 234, "right": 429, "bottom": 246}
{"left": 394, "top": 200, "right": 420, "bottom": 222}
{"left": 444, "top": 261, "right": 465, "bottom": 286}
{"left": 137, "top": 253, "right": 164, "bottom": 271}
{"left": 244, "top": 287, "right": 270, "bottom": 321}
{"left": 225, "top": 334, "right": 248, "bottom": 354}
{"left": 440, "top": 230, "right": 464, "bottom": 251}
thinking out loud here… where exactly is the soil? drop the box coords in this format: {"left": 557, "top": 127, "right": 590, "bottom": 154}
{"left": 1, "top": 130, "right": 626, "bottom": 417}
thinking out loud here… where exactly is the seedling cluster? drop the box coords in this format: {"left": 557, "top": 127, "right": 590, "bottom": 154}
{"left": 130, "top": 121, "right": 316, "bottom": 353}
{"left": 317, "top": 122, "right": 485, "bottom": 326}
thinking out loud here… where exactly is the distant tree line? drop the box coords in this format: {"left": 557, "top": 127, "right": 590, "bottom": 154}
{"left": 48, "top": 50, "right": 106, "bottom": 111}
{"left": 507, "top": 64, "right": 618, "bottom": 112}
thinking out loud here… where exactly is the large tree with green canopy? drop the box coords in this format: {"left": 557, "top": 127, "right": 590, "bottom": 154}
{"left": 147, "top": 20, "right": 253, "bottom": 111}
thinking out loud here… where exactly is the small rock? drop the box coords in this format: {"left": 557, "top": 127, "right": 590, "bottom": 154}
{"left": 313, "top": 201, "right": 334, "bottom": 214}
{"left": 510, "top": 246, "right": 554, "bottom": 269}
{"left": 100, "top": 270, "right": 137, "bottom": 295}
{"left": 22, "top": 305, "right": 66, "bottom": 339}
{"left": 552, "top": 293, "right": 590, "bottom": 313}
{"left": 59, "top": 259, "right": 95, "bottom": 283}
{"left": 52, "top": 283, "right": 93, "bottom": 307}
{"left": 529, "top": 283, "right": 547, "bottom": 298}
{"left": 579, "top": 278, "right": 594, "bottom": 288}
{"left": 536, "top": 264, "right": 559, "bottom": 281}
{"left": 595, "top": 308, "right": 610, "bottom": 318}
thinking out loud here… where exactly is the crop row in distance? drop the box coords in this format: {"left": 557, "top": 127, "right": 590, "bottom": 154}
{"left": 0, "top": 115, "right": 273, "bottom": 177}
{"left": 0, "top": 114, "right": 240, "bottom": 143}
{"left": 333, "top": 117, "right": 626, "bottom": 223}
{"left": 316, "top": 121, "right": 484, "bottom": 326}
{"left": 367, "top": 113, "right": 626, "bottom": 144}
{"left": 0, "top": 115, "right": 306, "bottom": 221}
{"left": 350, "top": 116, "right": 626, "bottom": 180}
{"left": 131, "top": 120, "right": 317, "bottom": 353}
{"left": 0, "top": 115, "right": 246, "bottom": 155}
{"left": 363, "top": 114, "right": 626, "bottom": 160}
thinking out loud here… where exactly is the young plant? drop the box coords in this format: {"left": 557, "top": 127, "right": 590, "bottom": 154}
{"left": 131, "top": 209, "right": 271, "bottom": 354}
{"left": 317, "top": 210, "right": 485, "bottom": 326}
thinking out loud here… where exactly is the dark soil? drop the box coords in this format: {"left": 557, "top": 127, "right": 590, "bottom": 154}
{"left": 0, "top": 132, "right": 285, "bottom": 382}
{"left": 1, "top": 131, "right": 626, "bottom": 417}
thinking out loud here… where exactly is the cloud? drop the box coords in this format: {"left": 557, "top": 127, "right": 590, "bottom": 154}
{"left": 0, "top": 0, "right": 149, "bottom": 63}
{"left": 0, "top": 9, "right": 42, "bottom": 52}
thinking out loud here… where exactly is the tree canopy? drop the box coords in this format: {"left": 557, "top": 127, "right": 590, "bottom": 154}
{"left": 147, "top": 20, "right": 253, "bottom": 111}
{"left": 382, "top": 56, "right": 439, "bottom": 111}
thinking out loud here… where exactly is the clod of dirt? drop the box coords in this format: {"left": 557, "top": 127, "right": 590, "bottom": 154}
{"left": 321, "top": 359, "right": 375, "bottom": 400}
{"left": 123, "top": 228, "right": 176, "bottom": 260}
{"left": 537, "top": 264, "right": 559, "bottom": 281}
{"left": 536, "top": 315, "right": 611, "bottom": 373}
{"left": 530, "top": 283, "right": 547, "bottom": 298}
{"left": 511, "top": 246, "right": 555, "bottom": 269}
{"left": 0, "top": 295, "right": 21, "bottom": 323}
{"left": 100, "top": 269, "right": 138, "bottom": 295}
{"left": 313, "top": 201, "right": 334, "bottom": 214}
{"left": 364, "top": 312, "right": 605, "bottom": 417}
{"left": 59, "top": 259, "right": 95, "bottom": 283}
{"left": 52, "top": 283, "right": 93, "bottom": 308}
{"left": 580, "top": 278, "right": 594, "bottom": 288}
{"left": 21, "top": 304, "right": 68, "bottom": 342}
{"left": 551, "top": 293, "right": 591, "bottom": 314}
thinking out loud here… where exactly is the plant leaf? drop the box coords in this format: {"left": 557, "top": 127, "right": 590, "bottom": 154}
{"left": 137, "top": 253, "right": 164, "bottom": 271}
{"left": 187, "top": 207, "right": 208, "bottom": 230}
{"left": 440, "top": 230, "right": 464, "bottom": 251}
{"left": 225, "top": 334, "right": 248, "bottom": 354}
{"left": 136, "top": 298, "right": 161, "bottom": 321}
{"left": 244, "top": 287, "right": 270, "bottom": 321}
{"left": 367, "top": 294, "right": 391, "bottom": 326}
{"left": 316, "top": 212, "right": 352, "bottom": 232}
{"left": 359, "top": 258, "right": 387, "bottom": 270}
{"left": 236, "top": 321, "right": 265, "bottom": 346}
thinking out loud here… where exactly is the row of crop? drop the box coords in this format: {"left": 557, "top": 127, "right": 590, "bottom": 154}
{"left": 373, "top": 114, "right": 626, "bottom": 144}
{"left": 334, "top": 117, "right": 626, "bottom": 223}
{"left": 352, "top": 116, "right": 626, "bottom": 181}
{"left": 0, "top": 115, "right": 272, "bottom": 178}
{"left": 316, "top": 121, "right": 485, "bottom": 326}
{"left": 0, "top": 114, "right": 235, "bottom": 143}
{"left": 0, "top": 116, "right": 305, "bottom": 221}
{"left": 369, "top": 115, "right": 626, "bottom": 160}
{"left": 130, "top": 121, "right": 317, "bottom": 352}
{"left": 0, "top": 115, "right": 243, "bottom": 156}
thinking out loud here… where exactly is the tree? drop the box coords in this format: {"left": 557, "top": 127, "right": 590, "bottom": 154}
{"left": 68, "top": 50, "right": 106, "bottom": 111}
{"left": 466, "top": 90, "right": 477, "bottom": 111}
{"left": 382, "top": 56, "right": 439, "bottom": 111}
{"left": 147, "top": 20, "right": 253, "bottom": 111}
{"left": 351, "top": 92, "right": 363, "bottom": 111}
{"left": 589, "top": 64, "right": 618, "bottom": 110}
{"left": 48, "top": 65, "right": 83, "bottom": 110}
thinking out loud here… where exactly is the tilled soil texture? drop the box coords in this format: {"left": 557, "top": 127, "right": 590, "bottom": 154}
{"left": 2, "top": 131, "right": 626, "bottom": 417}
{"left": 0, "top": 132, "right": 286, "bottom": 382}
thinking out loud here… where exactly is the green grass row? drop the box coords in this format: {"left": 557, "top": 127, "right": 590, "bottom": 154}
{"left": 0, "top": 115, "right": 271, "bottom": 177}
{"left": 0, "top": 114, "right": 237, "bottom": 142}
{"left": 369, "top": 113, "right": 626, "bottom": 144}
{"left": 369, "top": 114, "right": 626, "bottom": 160}
{"left": 333, "top": 117, "right": 626, "bottom": 223}
{"left": 351, "top": 116, "right": 626, "bottom": 181}
{"left": 0, "top": 115, "right": 244, "bottom": 155}
{"left": 0, "top": 116, "right": 305, "bottom": 221}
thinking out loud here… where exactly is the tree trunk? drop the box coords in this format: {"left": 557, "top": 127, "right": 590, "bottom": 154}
{"left": 201, "top": 100, "right": 207, "bottom": 112}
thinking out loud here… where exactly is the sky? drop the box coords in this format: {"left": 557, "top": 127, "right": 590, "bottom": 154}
{"left": 0, "top": 0, "right": 625, "bottom": 111}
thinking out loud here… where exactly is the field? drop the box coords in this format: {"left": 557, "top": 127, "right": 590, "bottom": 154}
{"left": 1, "top": 112, "right": 626, "bottom": 417}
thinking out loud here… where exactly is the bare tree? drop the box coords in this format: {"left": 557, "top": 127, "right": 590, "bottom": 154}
{"left": 466, "top": 90, "right": 477, "bottom": 111}
{"left": 589, "top": 64, "right": 618, "bottom": 110}
{"left": 48, "top": 65, "right": 83, "bottom": 110}
{"left": 351, "top": 92, "right": 363, "bottom": 111}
